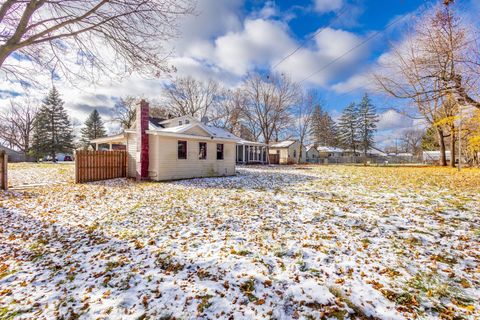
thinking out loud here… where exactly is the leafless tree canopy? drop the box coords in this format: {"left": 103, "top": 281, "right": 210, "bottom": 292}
{"left": 241, "top": 73, "right": 300, "bottom": 145}
{"left": 400, "top": 129, "right": 424, "bottom": 156}
{"left": 372, "top": 2, "right": 480, "bottom": 166}
{"left": 112, "top": 96, "right": 137, "bottom": 130}
{"left": 373, "top": 3, "right": 480, "bottom": 110}
{"left": 0, "top": 0, "right": 195, "bottom": 84}
{"left": 0, "top": 99, "right": 37, "bottom": 153}
{"left": 163, "top": 76, "right": 221, "bottom": 120}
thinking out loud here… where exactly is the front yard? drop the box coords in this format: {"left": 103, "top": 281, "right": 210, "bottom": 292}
{"left": 1, "top": 164, "right": 479, "bottom": 319}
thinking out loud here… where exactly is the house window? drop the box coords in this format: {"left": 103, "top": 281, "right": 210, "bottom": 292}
{"left": 185, "top": 119, "right": 190, "bottom": 124}
{"left": 293, "top": 150, "right": 297, "bottom": 158}
{"left": 217, "top": 144, "right": 224, "bottom": 160}
{"left": 199, "top": 142, "right": 207, "bottom": 160}
{"left": 179, "top": 121, "right": 183, "bottom": 125}
{"left": 178, "top": 140, "right": 187, "bottom": 159}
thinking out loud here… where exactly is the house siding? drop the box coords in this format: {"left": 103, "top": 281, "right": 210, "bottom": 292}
{"left": 269, "top": 141, "right": 306, "bottom": 164}
{"left": 306, "top": 148, "right": 319, "bottom": 160}
{"left": 148, "top": 135, "right": 236, "bottom": 181}
{"left": 126, "top": 132, "right": 137, "bottom": 178}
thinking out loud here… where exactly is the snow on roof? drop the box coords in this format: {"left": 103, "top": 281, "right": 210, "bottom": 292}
{"left": 158, "top": 123, "right": 195, "bottom": 133}
{"left": 237, "top": 139, "right": 268, "bottom": 146}
{"left": 148, "top": 122, "right": 240, "bottom": 141}
{"left": 204, "top": 125, "right": 239, "bottom": 140}
{"left": 270, "top": 140, "right": 296, "bottom": 148}
{"left": 317, "top": 146, "right": 344, "bottom": 153}
{"left": 368, "top": 148, "right": 388, "bottom": 156}
{"left": 90, "top": 133, "right": 126, "bottom": 144}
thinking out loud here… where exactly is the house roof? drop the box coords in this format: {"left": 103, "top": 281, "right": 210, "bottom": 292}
{"left": 306, "top": 144, "right": 318, "bottom": 152}
{"left": 237, "top": 139, "right": 268, "bottom": 146}
{"left": 90, "top": 133, "right": 127, "bottom": 144}
{"left": 146, "top": 121, "right": 240, "bottom": 141}
{"left": 270, "top": 140, "right": 296, "bottom": 148}
{"left": 159, "top": 115, "right": 198, "bottom": 125}
{"left": 317, "top": 146, "right": 344, "bottom": 153}
{"left": 149, "top": 117, "right": 165, "bottom": 129}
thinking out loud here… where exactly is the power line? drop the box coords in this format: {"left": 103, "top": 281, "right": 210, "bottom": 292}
{"left": 270, "top": 7, "right": 349, "bottom": 71}
{"left": 298, "top": 12, "right": 413, "bottom": 84}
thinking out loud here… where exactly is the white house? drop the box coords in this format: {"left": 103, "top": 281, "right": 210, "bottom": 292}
{"left": 93, "top": 101, "right": 240, "bottom": 181}
{"left": 423, "top": 151, "right": 452, "bottom": 163}
{"left": 317, "top": 146, "right": 344, "bottom": 159}
{"left": 269, "top": 140, "right": 306, "bottom": 164}
{"left": 306, "top": 145, "right": 320, "bottom": 162}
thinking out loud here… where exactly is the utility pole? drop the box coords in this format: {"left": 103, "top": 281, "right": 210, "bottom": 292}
{"left": 458, "top": 103, "right": 462, "bottom": 171}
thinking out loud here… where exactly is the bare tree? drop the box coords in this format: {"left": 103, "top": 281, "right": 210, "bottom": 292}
{"left": 0, "top": 99, "right": 37, "bottom": 154}
{"left": 373, "top": 11, "right": 456, "bottom": 166}
{"left": 112, "top": 96, "right": 137, "bottom": 129}
{"left": 164, "top": 76, "right": 221, "bottom": 120}
{"left": 242, "top": 73, "right": 300, "bottom": 145}
{"left": 374, "top": 2, "right": 480, "bottom": 108}
{"left": 401, "top": 129, "right": 424, "bottom": 156}
{"left": 294, "top": 90, "right": 317, "bottom": 163}
{"left": 0, "top": 0, "right": 195, "bottom": 84}
{"left": 210, "top": 89, "right": 245, "bottom": 130}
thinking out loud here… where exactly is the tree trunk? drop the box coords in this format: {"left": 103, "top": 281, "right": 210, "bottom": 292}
{"left": 437, "top": 128, "right": 447, "bottom": 166}
{"left": 450, "top": 127, "right": 456, "bottom": 168}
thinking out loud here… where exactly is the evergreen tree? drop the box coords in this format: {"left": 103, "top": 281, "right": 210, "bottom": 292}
{"left": 80, "top": 109, "right": 106, "bottom": 148}
{"left": 357, "top": 94, "right": 379, "bottom": 156}
{"left": 421, "top": 126, "right": 440, "bottom": 151}
{"left": 338, "top": 102, "right": 359, "bottom": 153}
{"left": 32, "top": 87, "right": 74, "bottom": 160}
{"left": 311, "top": 104, "right": 339, "bottom": 147}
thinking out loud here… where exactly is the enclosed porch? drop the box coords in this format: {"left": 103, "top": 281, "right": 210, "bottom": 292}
{"left": 236, "top": 140, "right": 268, "bottom": 164}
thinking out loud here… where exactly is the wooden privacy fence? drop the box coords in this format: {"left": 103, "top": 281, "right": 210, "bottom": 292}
{"left": 75, "top": 150, "right": 127, "bottom": 183}
{"left": 0, "top": 151, "right": 7, "bottom": 190}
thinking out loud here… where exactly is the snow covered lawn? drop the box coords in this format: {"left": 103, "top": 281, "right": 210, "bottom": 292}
{"left": 1, "top": 164, "right": 479, "bottom": 319}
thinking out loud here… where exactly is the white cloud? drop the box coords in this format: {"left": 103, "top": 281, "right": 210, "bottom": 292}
{"left": 173, "top": 0, "right": 243, "bottom": 56}
{"left": 314, "top": 28, "right": 362, "bottom": 59}
{"left": 314, "top": 0, "right": 343, "bottom": 13}
{"left": 377, "top": 109, "right": 412, "bottom": 131}
{"left": 214, "top": 19, "right": 294, "bottom": 75}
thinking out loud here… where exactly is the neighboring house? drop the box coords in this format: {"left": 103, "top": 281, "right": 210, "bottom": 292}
{"left": 269, "top": 140, "right": 306, "bottom": 164}
{"left": 94, "top": 101, "right": 240, "bottom": 181}
{"left": 0, "top": 145, "right": 34, "bottom": 162}
{"left": 423, "top": 151, "right": 452, "bottom": 163}
{"left": 341, "top": 147, "right": 388, "bottom": 158}
{"left": 317, "top": 146, "right": 344, "bottom": 159}
{"left": 367, "top": 147, "right": 389, "bottom": 157}
{"left": 236, "top": 140, "right": 268, "bottom": 164}
{"left": 306, "top": 145, "right": 319, "bottom": 162}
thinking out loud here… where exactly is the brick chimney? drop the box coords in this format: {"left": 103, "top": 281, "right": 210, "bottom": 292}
{"left": 136, "top": 99, "right": 149, "bottom": 180}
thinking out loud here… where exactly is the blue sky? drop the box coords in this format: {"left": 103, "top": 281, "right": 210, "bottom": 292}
{"left": 2, "top": 0, "right": 477, "bottom": 147}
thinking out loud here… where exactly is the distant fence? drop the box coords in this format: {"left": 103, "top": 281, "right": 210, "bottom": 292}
{"left": 307, "top": 155, "right": 423, "bottom": 165}
{"left": 0, "top": 151, "right": 7, "bottom": 190}
{"left": 75, "top": 150, "right": 127, "bottom": 183}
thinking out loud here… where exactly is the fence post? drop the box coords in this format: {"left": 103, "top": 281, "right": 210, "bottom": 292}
{"left": 0, "top": 151, "right": 7, "bottom": 191}
{"left": 75, "top": 150, "right": 79, "bottom": 183}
